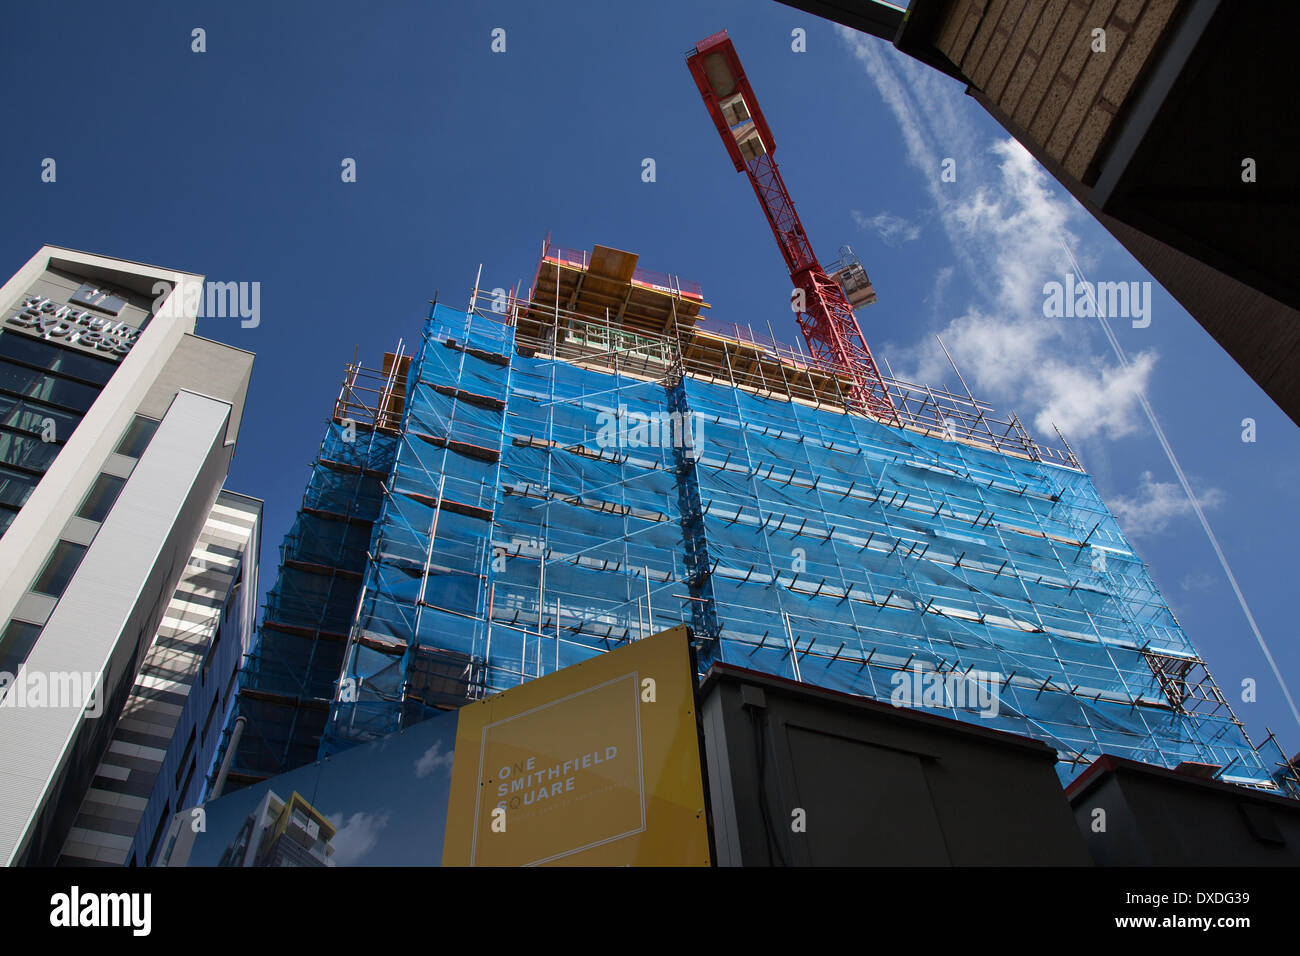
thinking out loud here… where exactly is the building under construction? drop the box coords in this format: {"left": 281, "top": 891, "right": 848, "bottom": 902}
{"left": 216, "top": 30, "right": 1287, "bottom": 796}
{"left": 214, "top": 236, "right": 1280, "bottom": 792}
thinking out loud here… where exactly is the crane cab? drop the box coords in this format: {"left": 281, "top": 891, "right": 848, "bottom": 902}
{"left": 827, "top": 246, "right": 877, "bottom": 309}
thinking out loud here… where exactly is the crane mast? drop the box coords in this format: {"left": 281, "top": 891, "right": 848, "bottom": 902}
{"left": 686, "top": 30, "right": 897, "bottom": 422}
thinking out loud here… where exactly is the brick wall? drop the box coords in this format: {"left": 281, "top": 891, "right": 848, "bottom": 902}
{"left": 935, "top": 0, "right": 1183, "bottom": 183}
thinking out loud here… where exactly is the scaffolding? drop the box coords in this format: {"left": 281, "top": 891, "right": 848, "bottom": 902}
{"left": 218, "top": 358, "right": 405, "bottom": 789}
{"left": 300, "top": 241, "right": 1275, "bottom": 788}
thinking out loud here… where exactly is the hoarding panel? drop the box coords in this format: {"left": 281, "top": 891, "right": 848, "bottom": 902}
{"left": 164, "top": 626, "right": 707, "bottom": 866}
{"left": 162, "top": 708, "right": 458, "bottom": 866}
{"left": 443, "top": 625, "right": 709, "bottom": 866}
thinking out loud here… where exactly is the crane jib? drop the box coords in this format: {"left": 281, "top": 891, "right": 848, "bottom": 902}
{"left": 686, "top": 30, "right": 898, "bottom": 423}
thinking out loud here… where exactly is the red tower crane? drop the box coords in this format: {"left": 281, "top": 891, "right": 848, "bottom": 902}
{"left": 686, "top": 31, "right": 897, "bottom": 422}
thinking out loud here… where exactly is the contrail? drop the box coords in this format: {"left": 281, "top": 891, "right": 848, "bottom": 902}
{"left": 1060, "top": 236, "right": 1300, "bottom": 733}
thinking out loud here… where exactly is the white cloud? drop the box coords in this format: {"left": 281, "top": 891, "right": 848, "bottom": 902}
{"left": 1031, "top": 350, "right": 1159, "bottom": 439}
{"left": 326, "top": 811, "right": 389, "bottom": 866}
{"left": 927, "top": 265, "right": 955, "bottom": 314}
{"left": 851, "top": 209, "right": 921, "bottom": 245}
{"left": 1180, "top": 570, "right": 1217, "bottom": 592}
{"left": 414, "top": 739, "right": 454, "bottom": 778}
{"left": 1110, "top": 471, "right": 1225, "bottom": 537}
{"left": 837, "top": 29, "right": 1154, "bottom": 442}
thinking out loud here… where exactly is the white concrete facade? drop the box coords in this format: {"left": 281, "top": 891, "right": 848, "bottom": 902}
{"left": 0, "top": 246, "right": 255, "bottom": 865}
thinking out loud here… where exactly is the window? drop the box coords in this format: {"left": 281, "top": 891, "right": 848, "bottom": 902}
{"left": 0, "top": 465, "right": 41, "bottom": 509}
{"left": 175, "top": 730, "right": 196, "bottom": 788}
{"left": 0, "top": 334, "right": 115, "bottom": 541}
{"left": 201, "top": 621, "right": 222, "bottom": 681}
{"left": 114, "top": 416, "right": 158, "bottom": 459}
{"left": 0, "top": 395, "right": 81, "bottom": 440}
{"left": 201, "top": 693, "right": 220, "bottom": 744}
{"left": 31, "top": 541, "right": 88, "bottom": 597}
{"left": 0, "top": 358, "right": 100, "bottom": 413}
{"left": 0, "top": 619, "right": 42, "bottom": 676}
{"left": 0, "top": 429, "right": 61, "bottom": 472}
{"left": 179, "top": 761, "right": 197, "bottom": 802}
{"left": 0, "top": 333, "right": 115, "bottom": 385}
{"left": 146, "top": 802, "right": 171, "bottom": 866}
{"left": 76, "top": 473, "right": 126, "bottom": 523}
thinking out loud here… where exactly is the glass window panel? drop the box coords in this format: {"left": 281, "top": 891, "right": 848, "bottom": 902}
{"left": 0, "top": 331, "right": 116, "bottom": 384}
{"left": 114, "top": 416, "right": 159, "bottom": 459}
{"left": 32, "top": 540, "right": 87, "bottom": 598}
{"left": 0, "top": 619, "right": 42, "bottom": 677}
{"left": 76, "top": 473, "right": 126, "bottom": 523}
{"left": 0, "top": 394, "right": 81, "bottom": 439}
{"left": 0, "top": 359, "right": 100, "bottom": 412}
{"left": 0, "top": 429, "right": 61, "bottom": 472}
{"left": 0, "top": 465, "right": 40, "bottom": 508}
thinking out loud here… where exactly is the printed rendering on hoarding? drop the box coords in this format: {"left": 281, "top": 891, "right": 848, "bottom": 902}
{"left": 161, "top": 707, "right": 457, "bottom": 866}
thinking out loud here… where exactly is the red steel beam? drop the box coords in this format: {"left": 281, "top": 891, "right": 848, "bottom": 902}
{"left": 687, "top": 31, "right": 897, "bottom": 422}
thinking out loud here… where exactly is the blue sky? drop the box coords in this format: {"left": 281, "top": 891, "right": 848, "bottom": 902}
{"left": 2, "top": 0, "right": 1296, "bottom": 763}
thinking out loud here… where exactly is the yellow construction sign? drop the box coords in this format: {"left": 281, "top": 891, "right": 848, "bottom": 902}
{"left": 442, "top": 625, "right": 710, "bottom": 866}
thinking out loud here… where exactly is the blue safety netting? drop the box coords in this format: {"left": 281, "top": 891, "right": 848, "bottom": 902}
{"left": 223, "top": 419, "right": 398, "bottom": 784}
{"left": 318, "top": 305, "right": 1269, "bottom": 786}
{"left": 675, "top": 374, "right": 1267, "bottom": 782}
{"left": 325, "top": 304, "right": 693, "bottom": 750}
